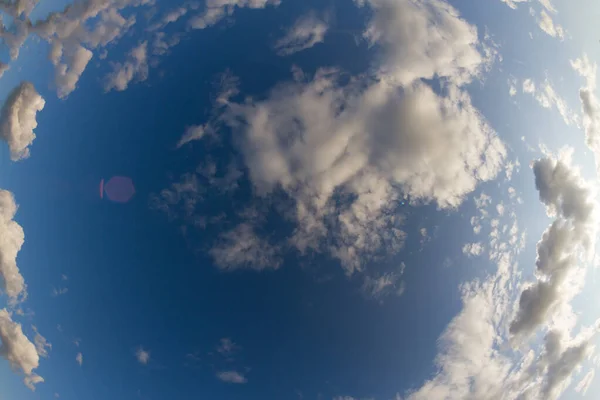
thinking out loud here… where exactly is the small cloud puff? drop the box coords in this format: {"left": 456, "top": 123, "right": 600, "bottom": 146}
{"left": 136, "top": 347, "right": 150, "bottom": 365}
{"left": 216, "top": 370, "right": 247, "bottom": 384}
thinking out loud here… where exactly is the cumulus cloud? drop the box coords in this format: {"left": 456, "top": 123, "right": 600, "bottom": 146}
{"left": 274, "top": 12, "right": 329, "bottom": 56}
{"left": 571, "top": 55, "right": 600, "bottom": 173}
{"left": 510, "top": 154, "right": 597, "bottom": 339}
{"left": 406, "top": 181, "right": 595, "bottom": 400}
{"left": 148, "top": 0, "right": 506, "bottom": 276}
{"left": 541, "top": 330, "right": 594, "bottom": 398}
{"left": 0, "top": 190, "right": 27, "bottom": 302}
{"left": 216, "top": 370, "right": 247, "bottom": 384}
{"left": 0, "top": 82, "right": 45, "bottom": 161}
{"left": 53, "top": 44, "right": 93, "bottom": 99}
{"left": 224, "top": 68, "right": 504, "bottom": 272}
{"left": 136, "top": 347, "right": 150, "bottom": 365}
{"left": 104, "top": 41, "right": 149, "bottom": 92}
{"left": 75, "top": 352, "right": 83, "bottom": 366}
{"left": 188, "top": 0, "right": 280, "bottom": 30}
{"left": 0, "top": 309, "right": 43, "bottom": 390}
{"left": 209, "top": 223, "right": 282, "bottom": 271}
{"left": 357, "top": 0, "right": 485, "bottom": 86}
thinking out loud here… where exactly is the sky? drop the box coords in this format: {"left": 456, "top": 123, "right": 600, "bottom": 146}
{"left": 1, "top": 0, "right": 600, "bottom": 399}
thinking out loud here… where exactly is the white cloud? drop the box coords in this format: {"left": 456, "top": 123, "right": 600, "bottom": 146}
{"left": 405, "top": 180, "right": 597, "bottom": 400}
{"left": 148, "top": 6, "right": 188, "bottom": 30}
{"left": 51, "top": 287, "right": 68, "bottom": 297}
{"left": 0, "top": 62, "right": 9, "bottom": 78}
{"left": 0, "top": 309, "right": 43, "bottom": 390}
{"left": 575, "top": 369, "right": 595, "bottom": 395}
{"left": 0, "top": 0, "right": 148, "bottom": 97}
{"left": 357, "top": 0, "right": 485, "bottom": 86}
{"left": 462, "top": 242, "right": 483, "bottom": 257}
{"left": 136, "top": 347, "right": 150, "bottom": 365}
{"left": 571, "top": 55, "right": 600, "bottom": 174}
{"left": 75, "top": 352, "right": 83, "bottom": 366}
{"left": 188, "top": 0, "right": 280, "bottom": 30}
{"left": 32, "top": 327, "right": 51, "bottom": 358}
{"left": 210, "top": 223, "right": 282, "bottom": 271}
{"left": 274, "top": 12, "right": 329, "bottom": 56}
{"left": 151, "top": 31, "right": 183, "bottom": 56}
{"left": 538, "top": 0, "right": 557, "bottom": 12}
{"left": 510, "top": 154, "right": 597, "bottom": 339}
{"left": 508, "top": 77, "right": 517, "bottom": 96}
{"left": 104, "top": 41, "right": 149, "bottom": 92}
{"left": 362, "top": 263, "right": 406, "bottom": 299}
{"left": 176, "top": 124, "right": 208, "bottom": 148}
{"left": 534, "top": 9, "right": 565, "bottom": 39}
{"left": 521, "top": 77, "right": 578, "bottom": 126}
{"left": 224, "top": 71, "right": 504, "bottom": 271}
{"left": 217, "top": 338, "right": 238, "bottom": 355}
{"left": 0, "top": 0, "right": 38, "bottom": 17}
{"left": 216, "top": 370, "right": 247, "bottom": 384}
{"left": 500, "top": 0, "right": 528, "bottom": 9}
{"left": 0, "top": 82, "right": 45, "bottom": 161}
{"left": 53, "top": 44, "right": 94, "bottom": 99}
{"left": 0, "top": 190, "right": 27, "bottom": 302}
{"left": 168, "top": 0, "right": 503, "bottom": 277}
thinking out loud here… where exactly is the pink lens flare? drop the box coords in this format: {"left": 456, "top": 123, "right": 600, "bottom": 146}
{"left": 100, "top": 179, "right": 104, "bottom": 199}
{"left": 102, "top": 176, "right": 135, "bottom": 203}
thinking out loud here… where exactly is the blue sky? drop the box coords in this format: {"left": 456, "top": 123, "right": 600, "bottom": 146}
{"left": 1, "top": 0, "right": 600, "bottom": 399}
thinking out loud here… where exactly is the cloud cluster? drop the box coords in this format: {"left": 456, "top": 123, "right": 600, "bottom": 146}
{"left": 0, "top": 309, "right": 43, "bottom": 390}
{"left": 0, "top": 82, "right": 45, "bottom": 161}
{"left": 406, "top": 167, "right": 597, "bottom": 400}
{"left": 0, "top": 190, "right": 27, "bottom": 302}
{"left": 104, "top": 41, "right": 149, "bottom": 92}
{"left": 274, "top": 12, "right": 329, "bottom": 56}
{"left": 152, "top": 0, "right": 506, "bottom": 277}
{"left": 462, "top": 242, "right": 484, "bottom": 257}
{"left": 0, "top": 0, "right": 150, "bottom": 97}
{"left": 510, "top": 154, "right": 597, "bottom": 338}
